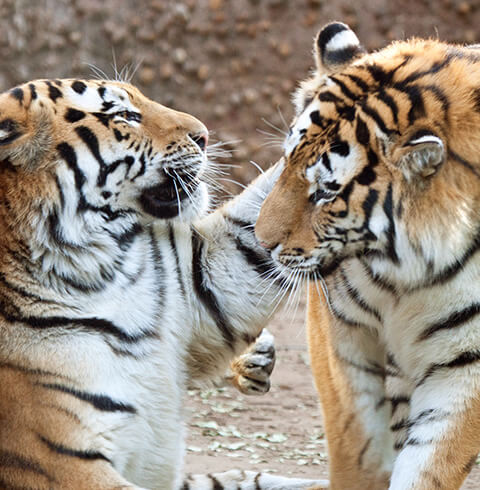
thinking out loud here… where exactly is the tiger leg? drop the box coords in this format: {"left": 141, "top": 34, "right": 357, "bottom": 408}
{"left": 389, "top": 369, "right": 480, "bottom": 490}
{"left": 307, "top": 283, "right": 394, "bottom": 490}
{"left": 185, "top": 469, "right": 328, "bottom": 489}
{"left": 226, "top": 328, "right": 275, "bottom": 395}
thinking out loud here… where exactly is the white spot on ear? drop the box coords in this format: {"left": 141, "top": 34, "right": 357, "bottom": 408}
{"left": 407, "top": 135, "right": 443, "bottom": 148}
{"left": 325, "top": 30, "right": 360, "bottom": 53}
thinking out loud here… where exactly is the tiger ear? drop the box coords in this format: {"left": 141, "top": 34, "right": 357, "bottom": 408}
{"left": 0, "top": 89, "right": 52, "bottom": 168}
{"left": 314, "top": 22, "right": 366, "bottom": 75}
{"left": 390, "top": 130, "right": 445, "bottom": 182}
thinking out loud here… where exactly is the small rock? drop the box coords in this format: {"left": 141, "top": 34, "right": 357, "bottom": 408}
{"left": 243, "top": 88, "right": 259, "bottom": 105}
{"left": 69, "top": 31, "right": 82, "bottom": 44}
{"left": 160, "top": 62, "right": 174, "bottom": 80}
{"left": 203, "top": 80, "right": 216, "bottom": 99}
{"left": 209, "top": 0, "right": 224, "bottom": 10}
{"left": 277, "top": 41, "right": 291, "bottom": 58}
{"left": 457, "top": 1, "right": 471, "bottom": 15}
{"left": 139, "top": 67, "right": 155, "bottom": 86}
{"left": 214, "top": 104, "right": 227, "bottom": 118}
{"left": 197, "top": 64, "right": 210, "bottom": 81}
{"left": 172, "top": 47, "right": 188, "bottom": 65}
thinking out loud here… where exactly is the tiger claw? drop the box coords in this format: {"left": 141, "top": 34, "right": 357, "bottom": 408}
{"left": 228, "top": 329, "right": 276, "bottom": 395}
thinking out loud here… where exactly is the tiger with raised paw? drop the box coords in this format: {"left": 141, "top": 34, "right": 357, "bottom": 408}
{"left": 0, "top": 79, "right": 326, "bottom": 489}
{"left": 256, "top": 21, "right": 480, "bottom": 490}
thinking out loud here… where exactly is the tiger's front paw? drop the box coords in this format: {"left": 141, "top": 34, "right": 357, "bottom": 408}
{"left": 228, "top": 329, "right": 276, "bottom": 395}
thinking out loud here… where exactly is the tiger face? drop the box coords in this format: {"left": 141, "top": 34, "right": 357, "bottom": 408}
{"left": 0, "top": 79, "right": 209, "bottom": 230}
{"left": 256, "top": 22, "right": 480, "bottom": 279}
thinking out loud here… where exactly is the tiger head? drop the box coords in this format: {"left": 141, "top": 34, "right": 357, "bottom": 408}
{"left": 0, "top": 79, "right": 209, "bottom": 240}
{"left": 256, "top": 22, "right": 480, "bottom": 281}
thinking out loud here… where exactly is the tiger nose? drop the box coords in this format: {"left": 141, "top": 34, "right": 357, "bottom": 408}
{"left": 189, "top": 131, "right": 209, "bottom": 151}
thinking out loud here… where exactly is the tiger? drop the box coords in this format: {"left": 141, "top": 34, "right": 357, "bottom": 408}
{"left": 0, "top": 78, "right": 327, "bottom": 490}
{"left": 255, "top": 21, "right": 480, "bottom": 490}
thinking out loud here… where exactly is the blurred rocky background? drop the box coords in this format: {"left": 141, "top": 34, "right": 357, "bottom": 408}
{"left": 1, "top": 0, "right": 479, "bottom": 193}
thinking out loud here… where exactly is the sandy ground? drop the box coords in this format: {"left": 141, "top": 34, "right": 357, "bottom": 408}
{"left": 185, "top": 301, "right": 480, "bottom": 489}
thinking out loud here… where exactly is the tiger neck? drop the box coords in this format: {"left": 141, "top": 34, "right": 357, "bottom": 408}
{"left": 0, "top": 194, "right": 147, "bottom": 296}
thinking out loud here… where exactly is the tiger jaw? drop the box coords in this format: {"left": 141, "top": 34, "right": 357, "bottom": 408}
{"left": 139, "top": 177, "right": 208, "bottom": 220}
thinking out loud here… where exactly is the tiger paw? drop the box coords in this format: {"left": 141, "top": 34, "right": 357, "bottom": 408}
{"left": 228, "top": 329, "right": 276, "bottom": 395}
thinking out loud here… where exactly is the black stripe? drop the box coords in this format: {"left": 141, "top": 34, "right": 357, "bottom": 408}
{"left": 366, "top": 63, "right": 394, "bottom": 86}
{"left": 168, "top": 224, "right": 185, "bottom": 297}
{"left": 65, "top": 108, "right": 86, "bottom": 123}
{"left": 0, "top": 271, "right": 49, "bottom": 303}
{"left": 324, "top": 45, "right": 362, "bottom": 66}
{"left": 234, "top": 237, "right": 275, "bottom": 277}
{"left": 418, "top": 303, "right": 480, "bottom": 341}
{"left": 38, "top": 434, "right": 110, "bottom": 463}
{"left": 254, "top": 472, "right": 261, "bottom": 490}
{"left": 224, "top": 215, "right": 254, "bottom": 230}
{"left": 0, "top": 476, "right": 34, "bottom": 490}
{"left": 389, "top": 395, "right": 410, "bottom": 416}
{"left": 57, "top": 141, "right": 135, "bottom": 222}
{"left": 449, "top": 149, "right": 480, "bottom": 179}
{"left": 340, "top": 356, "right": 385, "bottom": 378}
{"left": 400, "top": 58, "right": 451, "bottom": 85}
{"left": 207, "top": 473, "right": 223, "bottom": 490}
{"left": 0, "top": 361, "right": 70, "bottom": 379}
{"left": 382, "top": 184, "right": 399, "bottom": 264}
{"left": 131, "top": 152, "right": 146, "bottom": 181}
{"left": 331, "top": 76, "right": 357, "bottom": 101}
{"left": 310, "top": 110, "right": 323, "bottom": 127}
{"left": 417, "top": 350, "right": 480, "bottom": 386}
{"left": 57, "top": 142, "right": 85, "bottom": 190}
{"left": 10, "top": 88, "right": 24, "bottom": 104}
{"left": 346, "top": 74, "right": 369, "bottom": 93}
{"left": 191, "top": 229, "right": 235, "bottom": 349}
{"left": 71, "top": 81, "right": 87, "bottom": 94}
{"left": 355, "top": 116, "right": 370, "bottom": 146}
{"left": 0, "top": 450, "right": 54, "bottom": 482}
{"left": 46, "top": 81, "right": 62, "bottom": 102}
{"left": 28, "top": 83, "right": 37, "bottom": 100}
{"left": 0, "top": 296, "right": 156, "bottom": 344}
{"left": 110, "top": 222, "right": 143, "bottom": 252}
{"left": 358, "top": 437, "right": 372, "bottom": 467}
{"left": 318, "top": 91, "right": 344, "bottom": 104}
{"left": 420, "top": 224, "right": 480, "bottom": 288}
{"left": 330, "top": 303, "right": 371, "bottom": 329}
{"left": 75, "top": 126, "right": 106, "bottom": 167}
{"left": 0, "top": 119, "right": 21, "bottom": 146}
{"left": 339, "top": 268, "right": 382, "bottom": 322}
{"left": 375, "top": 89, "right": 399, "bottom": 124}
{"left": 421, "top": 84, "right": 450, "bottom": 115}
{"left": 361, "top": 103, "right": 393, "bottom": 135}
{"left": 397, "top": 84, "right": 426, "bottom": 124}
{"left": 38, "top": 383, "right": 136, "bottom": 413}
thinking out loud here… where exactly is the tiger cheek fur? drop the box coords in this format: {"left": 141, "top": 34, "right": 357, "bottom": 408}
{"left": 257, "top": 21, "right": 480, "bottom": 490}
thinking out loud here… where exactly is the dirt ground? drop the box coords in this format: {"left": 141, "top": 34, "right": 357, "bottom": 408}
{"left": 185, "top": 300, "right": 480, "bottom": 488}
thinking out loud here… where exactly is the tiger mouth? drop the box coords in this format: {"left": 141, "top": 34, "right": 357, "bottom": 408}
{"left": 140, "top": 175, "right": 199, "bottom": 219}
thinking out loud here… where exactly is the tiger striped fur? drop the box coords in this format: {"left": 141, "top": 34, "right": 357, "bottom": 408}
{"left": 0, "top": 79, "right": 325, "bottom": 489}
{"left": 256, "top": 22, "right": 480, "bottom": 490}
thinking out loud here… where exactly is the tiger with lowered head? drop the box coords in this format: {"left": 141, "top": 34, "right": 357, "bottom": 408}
{"left": 256, "top": 22, "right": 480, "bottom": 490}
{"left": 0, "top": 79, "right": 327, "bottom": 489}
